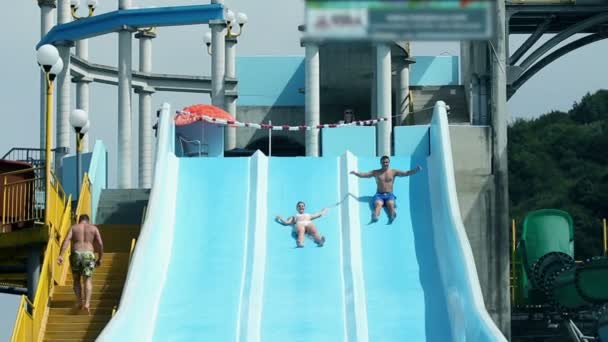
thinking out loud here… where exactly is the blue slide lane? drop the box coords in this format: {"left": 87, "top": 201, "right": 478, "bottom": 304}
{"left": 100, "top": 102, "right": 505, "bottom": 341}
{"left": 262, "top": 158, "right": 346, "bottom": 342}
{"left": 356, "top": 156, "right": 451, "bottom": 341}
{"left": 152, "top": 157, "right": 251, "bottom": 340}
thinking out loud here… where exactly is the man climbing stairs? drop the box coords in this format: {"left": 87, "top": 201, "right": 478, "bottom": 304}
{"left": 42, "top": 224, "right": 140, "bottom": 341}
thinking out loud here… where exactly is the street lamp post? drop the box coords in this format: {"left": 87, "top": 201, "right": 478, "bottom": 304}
{"left": 204, "top": 9, "right": 247, "bottom": 152}
{"left": 36, "top": 44, "right": 63, "bottom": 225}
{"left": 70, "top": 109, "right": 89, "bottom": 201}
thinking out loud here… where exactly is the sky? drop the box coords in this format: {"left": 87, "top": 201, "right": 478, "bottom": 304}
{"left": 0, "top": 0, "right": 606, "bottom": 339}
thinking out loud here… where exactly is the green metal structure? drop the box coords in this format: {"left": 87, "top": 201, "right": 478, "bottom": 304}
{"left": 516, "top": 209, "right": 608, "bottom": 340}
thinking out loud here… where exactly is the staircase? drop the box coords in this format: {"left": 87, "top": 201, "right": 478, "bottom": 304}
{"left": 44, "top": 252, "right": 129, "bottom": 341}
{"left": 42, "top": 189, "right": 149, "bottom": 341}
{"left": 409, "top": 85, "right": 469, "bottom": 124}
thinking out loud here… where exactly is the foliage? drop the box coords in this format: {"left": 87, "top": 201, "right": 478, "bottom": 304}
{"left": 509, "top": 90, "right": 608, "bottom": 259}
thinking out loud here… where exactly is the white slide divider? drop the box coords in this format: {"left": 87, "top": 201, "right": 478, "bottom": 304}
{"left": 339, "top": 151, "right": 369, "bottom": 342}
{"left": 237, "top": 151, "right": 269, "bottom": 342}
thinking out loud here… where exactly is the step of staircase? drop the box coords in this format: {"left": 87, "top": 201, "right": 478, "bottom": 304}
{"left": 44, "top": 329, "right": 103, "bottom": 340}
{"left": 47, "top": 315, "right": 111, "bottom": 324}
{"left": 52, "top": 291, "right": 122, "bottom": 301}
{"left": 54, "top": 284, "right": 124, "bottom": 293}
{"left": 50, "top": 299, "right": 117, "bottom": 309}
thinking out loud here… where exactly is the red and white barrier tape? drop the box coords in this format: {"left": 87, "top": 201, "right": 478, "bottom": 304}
{"left": 175, "top": 110, "right": 388, "bottom": 130}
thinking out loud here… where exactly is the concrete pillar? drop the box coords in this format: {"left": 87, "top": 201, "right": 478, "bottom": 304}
{"left": 75, "top": 39, "right": 91, "bottom": 152}
{"left": 224, "top": 36, "right": 237, "bottom": 151}
{"left": 55, "top": 0, "right": 72, "bottom": 168}
{"left": 135, "top": 30, "right": 156, "bottom": 189}
{"left": 490, "top": 0, "right": 511, "bottom": 337}
{"left": 370, "top": 45, "right": 377, "bottom": 118}
{"left": 26, "top": 245, "right": 40, "bottom": 302}
{"left": 210, "top": 1, "right": 226, "bottom": 112}
{"left": 38, "top": 0, "right": 56, "bottom": 152}
{"left": 396, "top": 60, "right": 411, "bottom": 126}
{"left": 470, "top": 75, "right": 480, "bottom": 125}
{"left": 374, "top": 43, "right": 392, "bottom": 157}
{"left": 304, "top": 43, "right": 320, "bottom": 157}
{"left": 118, "top": 0, "right": 133, "bottom": 188}
{"left": 479, "top": 76, "right": 489, "bottom": 125}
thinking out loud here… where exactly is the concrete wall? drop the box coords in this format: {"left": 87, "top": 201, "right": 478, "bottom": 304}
{"left": 448, "top": 125, "right": 507, "bottom": 335}
{"left": 236, "top": 106, "right": 306, "bottom": 149}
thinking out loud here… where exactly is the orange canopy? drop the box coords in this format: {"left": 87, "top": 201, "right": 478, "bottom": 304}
{"left": 175, "top": 104, "right": 235, "bottom": 126}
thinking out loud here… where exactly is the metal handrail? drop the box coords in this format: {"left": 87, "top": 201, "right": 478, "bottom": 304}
{"left": 2, "top": 168, "right": 46, "bottom": 226}
{"left": 1, "top": 147, "right": 63, "bottom": 161}
{"left": 178, "top": 135, "right": 208, "bottom": 157}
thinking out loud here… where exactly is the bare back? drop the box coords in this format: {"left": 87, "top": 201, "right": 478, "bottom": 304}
{"left": 70, "top": 223, "right": 101, "bottom": 253}
{"left": 373, "top": 169, "right": 397, "bottom": 193}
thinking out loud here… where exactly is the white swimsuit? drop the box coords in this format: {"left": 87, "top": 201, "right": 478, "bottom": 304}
{"left": 293, "top": 213, "right": 312, "bottom": 226}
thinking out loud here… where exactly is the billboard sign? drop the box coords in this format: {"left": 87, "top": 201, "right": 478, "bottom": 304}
{"left": 305, "top": 0, "right": 495, "bottom": 41}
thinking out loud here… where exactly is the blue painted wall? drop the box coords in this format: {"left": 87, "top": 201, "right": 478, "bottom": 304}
{"left": 394, "top": 125, "right": 430, "bottom": 159}
{"left": 410, "top": 56, "right": 459, "bottom": 86}
{"left": 61, "top": 152, "right": 92, "bottom": 201}
{"left": 88, "top": 140, "right": 107, "bottom": 221}
{"left": 322, "top": 126, "right": 376, "bottom": 157}
{"left": 236, "top": 56, "right": 459, "bottom": 107}
{"left": 237, "top": 56, "right": 305, "bottom": 107}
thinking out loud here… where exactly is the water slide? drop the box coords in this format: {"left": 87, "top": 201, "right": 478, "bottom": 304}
{"left": 97, "top": 102, "right": 505, "bottom": 341}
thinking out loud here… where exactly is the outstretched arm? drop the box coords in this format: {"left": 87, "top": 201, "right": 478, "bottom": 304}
{"left": 311, "top": 208, "right": 328, "bottom": 220}
{"left": 395, "top": 165, "right": 422, "bottom": 177}
{"left": 57, "top": 226, "right": 73, "bottom": 265}
{"left": 350, "top": 170, "right": 375, "bottom": 178}
{"left": 275, "top": 215, "right": 294, "bottom": 225}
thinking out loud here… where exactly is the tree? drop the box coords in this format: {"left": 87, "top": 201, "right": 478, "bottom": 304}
{"left": 509, "top": 90, "right": 608, "bottom": 259}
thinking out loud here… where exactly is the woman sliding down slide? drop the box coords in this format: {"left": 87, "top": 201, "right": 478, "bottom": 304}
{"left": 276, "top": 201, "right": 327, "bottom": 248}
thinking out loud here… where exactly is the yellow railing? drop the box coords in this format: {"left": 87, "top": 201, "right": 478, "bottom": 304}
{"left": 74, "top": 173, "right": 92, "bottom": 222}
{"left": 11, "top": 296, "right": 33, "bottom": 342}
{"left": 1, "top": 168, "right": 45, "bottom": 226}
{"left": 10, "top": 172, "right": 72, "bottom": 342}
{"left": 45, "top": 173, "right": 67, "bottom": 236}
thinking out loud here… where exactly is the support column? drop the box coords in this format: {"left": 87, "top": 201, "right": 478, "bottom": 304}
{"left": 374, "top": 43, "right": 392, "bottom": 157}
{"left": 118, "top": 0, "right": 133, "bottom": 188}
{"left": 135, "top": 30, "right": 156, "bottom": 189}
{"left": 210, "top": 0, "right": 226, "bottom": 113}
{"left": 75, "top": 39, "right": 91, "bottom": 152}
{"left": 38, "top": 0, "right": 56, "bottom": 152}
{"left": 396, "top": 59, "right": 413, "bottom": 126}
{"left": 224, "top": 36, "right": 237, "bottom": 151}
{"left": 470, "top": 75, "right": 480, "bottom": 125}
{"left": 304, "top": 43, "right": 320, "bottom": 157}
{"left": 55, "top": 0, "right": 72, "bottom": 169}
{"left": 490, "top": 0, "right": 511, "bottom": 337}
{"left": 479, "top": 76, "right": 489, "bottom": 125}
{"left": 370, "top": 45, "right": 376, "bottom": 118}
{"left": 26, "top": 245, "right": 41, "bottom": 302}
